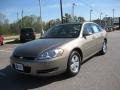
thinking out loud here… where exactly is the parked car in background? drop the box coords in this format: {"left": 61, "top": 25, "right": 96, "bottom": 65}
{"left": 0, "top": 35, "right": 4, "bottom": 45}
{"left": 113, "top": 26, "right": 120, "bottom": 31}
{"left": 20, "top": 27, "right": 36, "bottom": 42}
{"left": 11, "top": 22, "right": 107, "bottom": 77}
{"left": 105, "top": 26, "right": 113, "bottom": 32}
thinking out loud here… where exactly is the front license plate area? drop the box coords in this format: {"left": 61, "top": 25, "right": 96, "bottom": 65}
{"left": 14, "top": 63, "right": 24, "bottom": 71}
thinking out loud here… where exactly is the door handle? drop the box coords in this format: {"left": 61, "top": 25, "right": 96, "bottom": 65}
{"left": 92, "top": 36, "right": 96, "bottom": 39}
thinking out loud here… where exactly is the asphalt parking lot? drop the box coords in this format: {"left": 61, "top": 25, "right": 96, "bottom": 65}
{"left": 0, "top": 31, "right": 120, "bottom": 90}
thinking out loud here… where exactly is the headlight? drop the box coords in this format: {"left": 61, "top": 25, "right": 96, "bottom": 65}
{"left": 37, "top": 48, "right": 64, "bottom": 60}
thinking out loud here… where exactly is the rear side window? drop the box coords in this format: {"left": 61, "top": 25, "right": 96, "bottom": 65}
{"left": 91, "top": 23, "right": 104, "bottom": 33}
{"left": 91, "top": 24, "right": 100, "bottom": 33}
{"left": 97, "top": 25, "right": 103, "bottom": 32}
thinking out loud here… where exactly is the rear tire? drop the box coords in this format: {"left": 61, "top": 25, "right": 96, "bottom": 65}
{"left": 66, "top": 51, "right": 81, "bottom": 77}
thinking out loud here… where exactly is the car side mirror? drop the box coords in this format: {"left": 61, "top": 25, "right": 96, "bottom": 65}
{"left": 83, "top": 31, "right": 92, "bottom": 37}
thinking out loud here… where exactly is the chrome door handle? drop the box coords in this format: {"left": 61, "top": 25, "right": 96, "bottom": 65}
{"left": 92, "top": 36, "right": 96, "bottom": 39}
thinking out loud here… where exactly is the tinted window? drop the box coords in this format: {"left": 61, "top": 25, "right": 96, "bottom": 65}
{"left": 91, "top": 24, "right": 100, "bottom": 33}
{"left": 97, "top": 25, "right": 103, "bottom": 32}
{"left": 21, "top": 28, "right": 33, "bottom": 34}
{"left": 83, "top": 24, "right": 94, "bottom": 34}
{"left": 42, "top": 24, "right": 81, "bottom": 38}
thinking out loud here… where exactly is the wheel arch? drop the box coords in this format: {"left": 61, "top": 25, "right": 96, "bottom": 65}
{"left": 71, "top": 47, "right": 83, "bottom": 62}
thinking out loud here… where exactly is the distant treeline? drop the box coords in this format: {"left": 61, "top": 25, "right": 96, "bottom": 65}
{"left": 0, "top": 12, "right": 113, "bottom": 35}
{"left": 0, "top": 13, "right": 85, "bottom": 35}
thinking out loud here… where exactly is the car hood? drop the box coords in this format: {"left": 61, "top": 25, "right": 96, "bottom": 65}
{"left": 13, "top": 38, "right": 74, "bottom": 57}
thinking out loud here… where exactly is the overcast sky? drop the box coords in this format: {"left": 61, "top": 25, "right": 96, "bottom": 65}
{"left": 0, "top": 0, "right": 120, "bottom": 23}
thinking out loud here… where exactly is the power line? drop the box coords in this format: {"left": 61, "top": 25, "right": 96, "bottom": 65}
{"left": 76, "top": 0, "right": 109, "bottom": 20}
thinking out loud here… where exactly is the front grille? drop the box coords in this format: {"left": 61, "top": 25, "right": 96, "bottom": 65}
{"left": 24, "top": 66, "right": 31, "bottom": 73}
{"left": 36, "top": 67, "right": 58, "bottom": 74}
{"left": 14, "top": 55, "right": 35, "bottom": 60}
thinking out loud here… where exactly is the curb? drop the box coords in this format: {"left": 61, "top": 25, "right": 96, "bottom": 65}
{"left": 4, "top": 39, "right": 15, "bottom": 44}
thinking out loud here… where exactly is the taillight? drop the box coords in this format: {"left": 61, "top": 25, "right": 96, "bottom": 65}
{"left": 0, "top": 36, "right": 4, "bottom": 41}
{"left": 32, "top": 32, "right": 36, "bottom": 37}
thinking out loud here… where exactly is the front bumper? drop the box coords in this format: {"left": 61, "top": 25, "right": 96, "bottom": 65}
{"left": 10, "top": 56, "right": 67, "bottom": 76}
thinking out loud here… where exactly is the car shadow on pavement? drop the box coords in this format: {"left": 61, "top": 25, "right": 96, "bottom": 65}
{"left": 5, "top": 39, "right": 21, "bottom": 44}
{"left": 0, "top": 65, "right": 70, "bottom": 90}
{"left": 81, "top": 53, "right": 102, "bottom": 65}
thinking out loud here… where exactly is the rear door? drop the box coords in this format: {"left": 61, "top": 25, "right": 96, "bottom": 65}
{"left": 82, "top": 23, "right": 97, "bottom": 59}
{"left": 91, "top": 24, "right": 104, "bottom": 51}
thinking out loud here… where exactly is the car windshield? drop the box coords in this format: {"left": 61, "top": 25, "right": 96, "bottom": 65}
{"left": 42, "top": 24, "right": 81, "bottom": 38}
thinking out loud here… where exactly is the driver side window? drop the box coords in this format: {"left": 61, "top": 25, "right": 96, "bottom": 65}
{"left": 83, "top": 24, "right": 94, "bottom": 36}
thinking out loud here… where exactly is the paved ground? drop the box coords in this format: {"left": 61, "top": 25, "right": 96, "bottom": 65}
{"left": 0, "top": 31, "right": 120, "bottom": 90}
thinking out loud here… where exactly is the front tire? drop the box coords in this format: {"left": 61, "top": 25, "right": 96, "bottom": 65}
{"left": 99, "top": 41, "right": 107, "bottom": 55}
{"left": 67, "top": 51, "right": 81, "bottom": 76}
{"left": 0, "top": 42, "right": 3, "bottom": 45}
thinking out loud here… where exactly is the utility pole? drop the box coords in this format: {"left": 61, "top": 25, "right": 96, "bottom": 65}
{"left": 21, "top": 10, "right": 24, "bottom": 28}
{"left": 112, "top": 9, "right": 115, "bottom": 29}
{"left": 17, "top": 12, "right": 19, "bottom": 31}
{"left": 100, "top": 12, "right": 102, "bottom": 20}
{"left": 60, "top": 0, "right": 63, "bottom": 23}
{"left": 17, "top": 12, "right": 19, "bottom": 22}
{"left": 105, "top": 14, "right": 108, "bottom": 27}
{"left": 72, "top": 3, "right": 77, "bottom": 20}
{"left": 38, "top": 0, "right": 43, "bottom": 34}
{"left": 90, "top": 9, "right": 93, "bottom": 21}
{"left": 100, "top": 12, "right": 102, "bottom": 24}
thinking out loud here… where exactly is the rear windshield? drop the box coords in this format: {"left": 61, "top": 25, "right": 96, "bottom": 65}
{"left": 21, "top": 28, "right": 33, "bottom": 33}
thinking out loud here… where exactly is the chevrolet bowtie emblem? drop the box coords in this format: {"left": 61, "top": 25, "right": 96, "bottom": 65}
{"left": 19, "top": 57, "right": 23, "bottom": 59}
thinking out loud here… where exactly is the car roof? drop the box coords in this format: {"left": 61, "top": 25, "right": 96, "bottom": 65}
{"left": 56, "top": 22, "right": 97, "bottom": 26}
{"left": 59, "top": 22, "right": 83, "bottom": 25}
{"left": 21, "top": 27, "right": 33, "bottom": 29}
